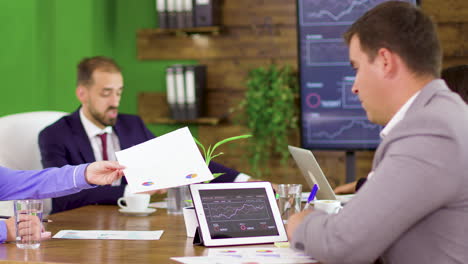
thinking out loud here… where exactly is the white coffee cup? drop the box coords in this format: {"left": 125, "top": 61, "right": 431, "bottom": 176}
{"left": 314, "top": 200, "right": 343, "bottom": 214}
{"left": 117, "top": 194, "right": 150, "bottom": 212}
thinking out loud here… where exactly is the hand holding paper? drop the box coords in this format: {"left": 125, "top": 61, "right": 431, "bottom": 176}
{"left": 116, "top": 127, "right": 213, "bottom": 193}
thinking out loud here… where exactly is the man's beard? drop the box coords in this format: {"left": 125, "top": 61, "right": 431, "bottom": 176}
{"left": 90, "top": 107, "right": 117, "bottom": 127}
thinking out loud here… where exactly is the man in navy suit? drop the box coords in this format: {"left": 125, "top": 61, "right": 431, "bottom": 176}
{"left": 39, "top": 56, "right": 248, "bottom": 214}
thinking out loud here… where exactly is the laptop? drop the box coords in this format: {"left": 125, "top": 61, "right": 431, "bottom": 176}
{"left": 288, "top": 145, "right": 337, "bottom": 201}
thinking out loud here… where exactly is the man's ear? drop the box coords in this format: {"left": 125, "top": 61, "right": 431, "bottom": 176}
{"left": 377, "top": 48, "right": 398, "bottom": 78}
{"left": 76, "top": 85, "right": 87, "bottom": 103}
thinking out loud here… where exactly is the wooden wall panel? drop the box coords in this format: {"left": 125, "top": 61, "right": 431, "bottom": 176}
{"left": 422, "top": 0, "right": 468, "bottom": 66}
{"left": 138, "top": 26, "right": 297, "bottom": 61}
{"left": 437, "top": 23, "right": 468, "bottom": 57}
{"left": 204, "top": 90, "right": 244, "bottom": 120}
{"left": 222, "top": 0, "right": 297, "bottom": 27}
{"left": 138, "top": 91, "right": 245, "bottom": 122}
{"left": 202, "top": 58, "right": 298, "bottom": 91}
{"left": 138, "top": 92, "right": 169, "bottom": 123}
{"left": 443, "top": 57, "right": 468, "bottom": 68}
{"left": 422, "top": 0, "right": 468, "bottom": 23}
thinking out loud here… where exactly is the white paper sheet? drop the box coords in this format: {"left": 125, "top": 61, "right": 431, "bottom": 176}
{"left": 115, "top": 127, "right": 213, "bottom": 193}
{"left": 171, "top": 247, "right": 317, "bottom": 264}
{"left": 53, "top": 230, "right": 164, "bottom": 240}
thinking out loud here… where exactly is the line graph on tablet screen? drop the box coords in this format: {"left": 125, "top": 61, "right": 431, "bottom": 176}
{"left": 199, "top": 188, "right": 279, "bottom": 238}
{"left": 208, "top": 202, "right": 270, "bottom": 221}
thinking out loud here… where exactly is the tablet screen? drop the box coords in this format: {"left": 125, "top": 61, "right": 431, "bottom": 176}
{"left": 199, "top": 188, "right": 279, "bottom": 239}
{"left": 190, "top": 182, "right": 288, "bottom": 246}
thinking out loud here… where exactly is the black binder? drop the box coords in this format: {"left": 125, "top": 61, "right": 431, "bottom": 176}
{"left": 184, "top": 0, "right": 194, "bottom": 28}
{"left": 193, "top": 0, "right": 220, "bottom": 27}
{"left": 174, "top": 64, "right": 187, "bottom": 120}
{"left": 167, "top": 0, "right": 177, "bottom": 28}
{"left": 184, "top": 65, "right": 206, "bottom": 120}
{"left": 175, "top": 0, "right": 185, "bottom": 28}
{"left": 156, "top": 0, "right": 168, "bottom": 28}
{"left": 165, "top": 66, "right": 179, "bottom": 119}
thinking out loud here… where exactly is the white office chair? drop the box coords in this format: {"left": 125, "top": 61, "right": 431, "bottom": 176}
{"left": 0, "top": 111, "right": 67, "bottom": 216}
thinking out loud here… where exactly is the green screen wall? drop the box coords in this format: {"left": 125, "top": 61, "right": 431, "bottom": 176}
{"left": 0, "top": 0, "right": 194, "bottom": 137}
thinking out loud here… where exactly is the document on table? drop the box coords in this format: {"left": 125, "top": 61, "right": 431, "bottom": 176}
{"left": 171, "top": 247, "right": 318, "bottom": 264}
{"left": 53, "top": 230, "right": 164, "bottom": 240}
{"left": 116, "top": 127, "right": 214, "bottom": 193}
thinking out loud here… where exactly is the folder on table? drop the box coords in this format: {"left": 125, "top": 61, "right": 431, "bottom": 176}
{"left": 156, "top": 0, "right": 168, "bottom": 28}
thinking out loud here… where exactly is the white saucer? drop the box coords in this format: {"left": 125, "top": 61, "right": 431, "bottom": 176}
{"left": 118, "top": 207, "right": 156, "bottom": 216}
{"left": 336, "top": 194, "right": 355, "bottom": 204}
{"left": 305, "top": 194, "right": 355, "bottom": 206}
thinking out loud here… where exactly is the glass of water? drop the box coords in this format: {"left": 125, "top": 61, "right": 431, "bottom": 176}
{"left": 14, "top": 199, "right": 43, "bottom": 249}
{"left": 167, "top": 186, "right": 191, "bottom": 214}
{"left": 277, "top": 184, "right": 302, "bottom": 224}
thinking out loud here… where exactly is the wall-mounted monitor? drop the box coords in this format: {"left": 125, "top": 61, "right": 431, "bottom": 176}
{"left": 297, "top": 0, "right": 418, "bottom": 150}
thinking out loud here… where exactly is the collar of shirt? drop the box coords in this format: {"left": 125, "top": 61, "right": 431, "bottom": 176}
{"left": 379, "top": 90, "right": 421, "bottom": 139}
{"left": 79, "top": 108, "right": 113, "bottom": 139}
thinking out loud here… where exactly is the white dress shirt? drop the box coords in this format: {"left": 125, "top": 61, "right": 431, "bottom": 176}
{"left": 368, "top": 91, "right": 420, "bottom": 180}
{"left": 79, "top": 109, "right": 122, "bottom": 186}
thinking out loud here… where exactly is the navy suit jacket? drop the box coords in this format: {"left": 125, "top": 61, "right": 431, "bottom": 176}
{"left": 39, "top": 109, "right": 240, "bottom": 214}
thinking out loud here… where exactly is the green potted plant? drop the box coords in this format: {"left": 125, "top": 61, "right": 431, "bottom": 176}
{"left": 194, "top": 134, "right": 252, "bottom": 179}
{"left": 237, "top": 64, "right": 299, "bottom": 175}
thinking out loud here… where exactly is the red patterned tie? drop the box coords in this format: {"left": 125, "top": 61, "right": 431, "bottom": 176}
{"left": 99, "top": 133, "right": 108, "bottom": 161}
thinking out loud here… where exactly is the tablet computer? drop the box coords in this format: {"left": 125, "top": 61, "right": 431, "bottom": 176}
{"left": 288, "top": 145, "right": 337, "bottom": 200}
{"left": 189, "top": 182, "right": 288, "bottom": 247}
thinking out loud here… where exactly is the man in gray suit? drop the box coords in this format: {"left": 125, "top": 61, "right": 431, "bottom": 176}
{"left": 287, "top": 2, "right": 468, "bottom": 263}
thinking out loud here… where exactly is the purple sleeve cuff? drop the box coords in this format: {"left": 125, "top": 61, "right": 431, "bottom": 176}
{"left": 0, "top": 221, "right": 7, "bottom": 243}
{"left": 73, "top": 164, "right": 95, "bottom": 189}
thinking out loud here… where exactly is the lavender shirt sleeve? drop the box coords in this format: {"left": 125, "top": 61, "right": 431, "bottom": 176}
{"left": 0, "top": 164, "right": 94, "bottom": 201}
{"left": 0, "top": 221, "right": 6, "bottom": 244}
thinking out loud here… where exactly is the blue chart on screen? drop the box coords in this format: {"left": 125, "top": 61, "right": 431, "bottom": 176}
{"left": 297, "top": 0, "right": 417, "bottom": 150}
{"left": 200, "top": 188, "right": 279, "bottom": 239}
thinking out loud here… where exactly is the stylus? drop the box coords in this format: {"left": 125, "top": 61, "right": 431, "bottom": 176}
{"left": 303, "top": 184, "right": 318, "bottom": 210}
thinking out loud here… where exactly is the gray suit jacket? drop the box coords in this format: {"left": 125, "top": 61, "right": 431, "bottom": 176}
{"left": 292, "top": 80, "right": 468, "bottom": 264}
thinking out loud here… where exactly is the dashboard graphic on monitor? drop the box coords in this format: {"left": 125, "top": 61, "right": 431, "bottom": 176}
{"left": 297, "top": 0, "right": 418, "bottom": 150}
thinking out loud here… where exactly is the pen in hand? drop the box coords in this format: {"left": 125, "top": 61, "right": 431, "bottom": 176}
{"left": 303, "top": 184, "right": 319, "bottom": 211}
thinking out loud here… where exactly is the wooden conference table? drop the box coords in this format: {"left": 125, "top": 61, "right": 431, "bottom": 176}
{"left": 0, "top": 205, "right": 305, "bottom": 264}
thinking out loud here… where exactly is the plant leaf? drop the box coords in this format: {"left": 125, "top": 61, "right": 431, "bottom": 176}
{"left": 212, "top": 173, "right": 225, "bottom": 178}
{"left": 205, "top": 145, "right": 213, "bottom": 165}
{"left": 210, "top": 152, "right": 224, "bottom": 160}
{"left": 193, "top": 137, "right": 207, "bottom": 158}
{"left": 208, "top": 134, "right": 252, "bottom": 158}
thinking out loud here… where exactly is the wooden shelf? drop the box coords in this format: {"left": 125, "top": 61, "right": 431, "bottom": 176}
{"left": 138, "top": 26, "right": 221, "bottom": 37}
{"left": 152, "top": 117, "right": 221, "bottom": 126}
